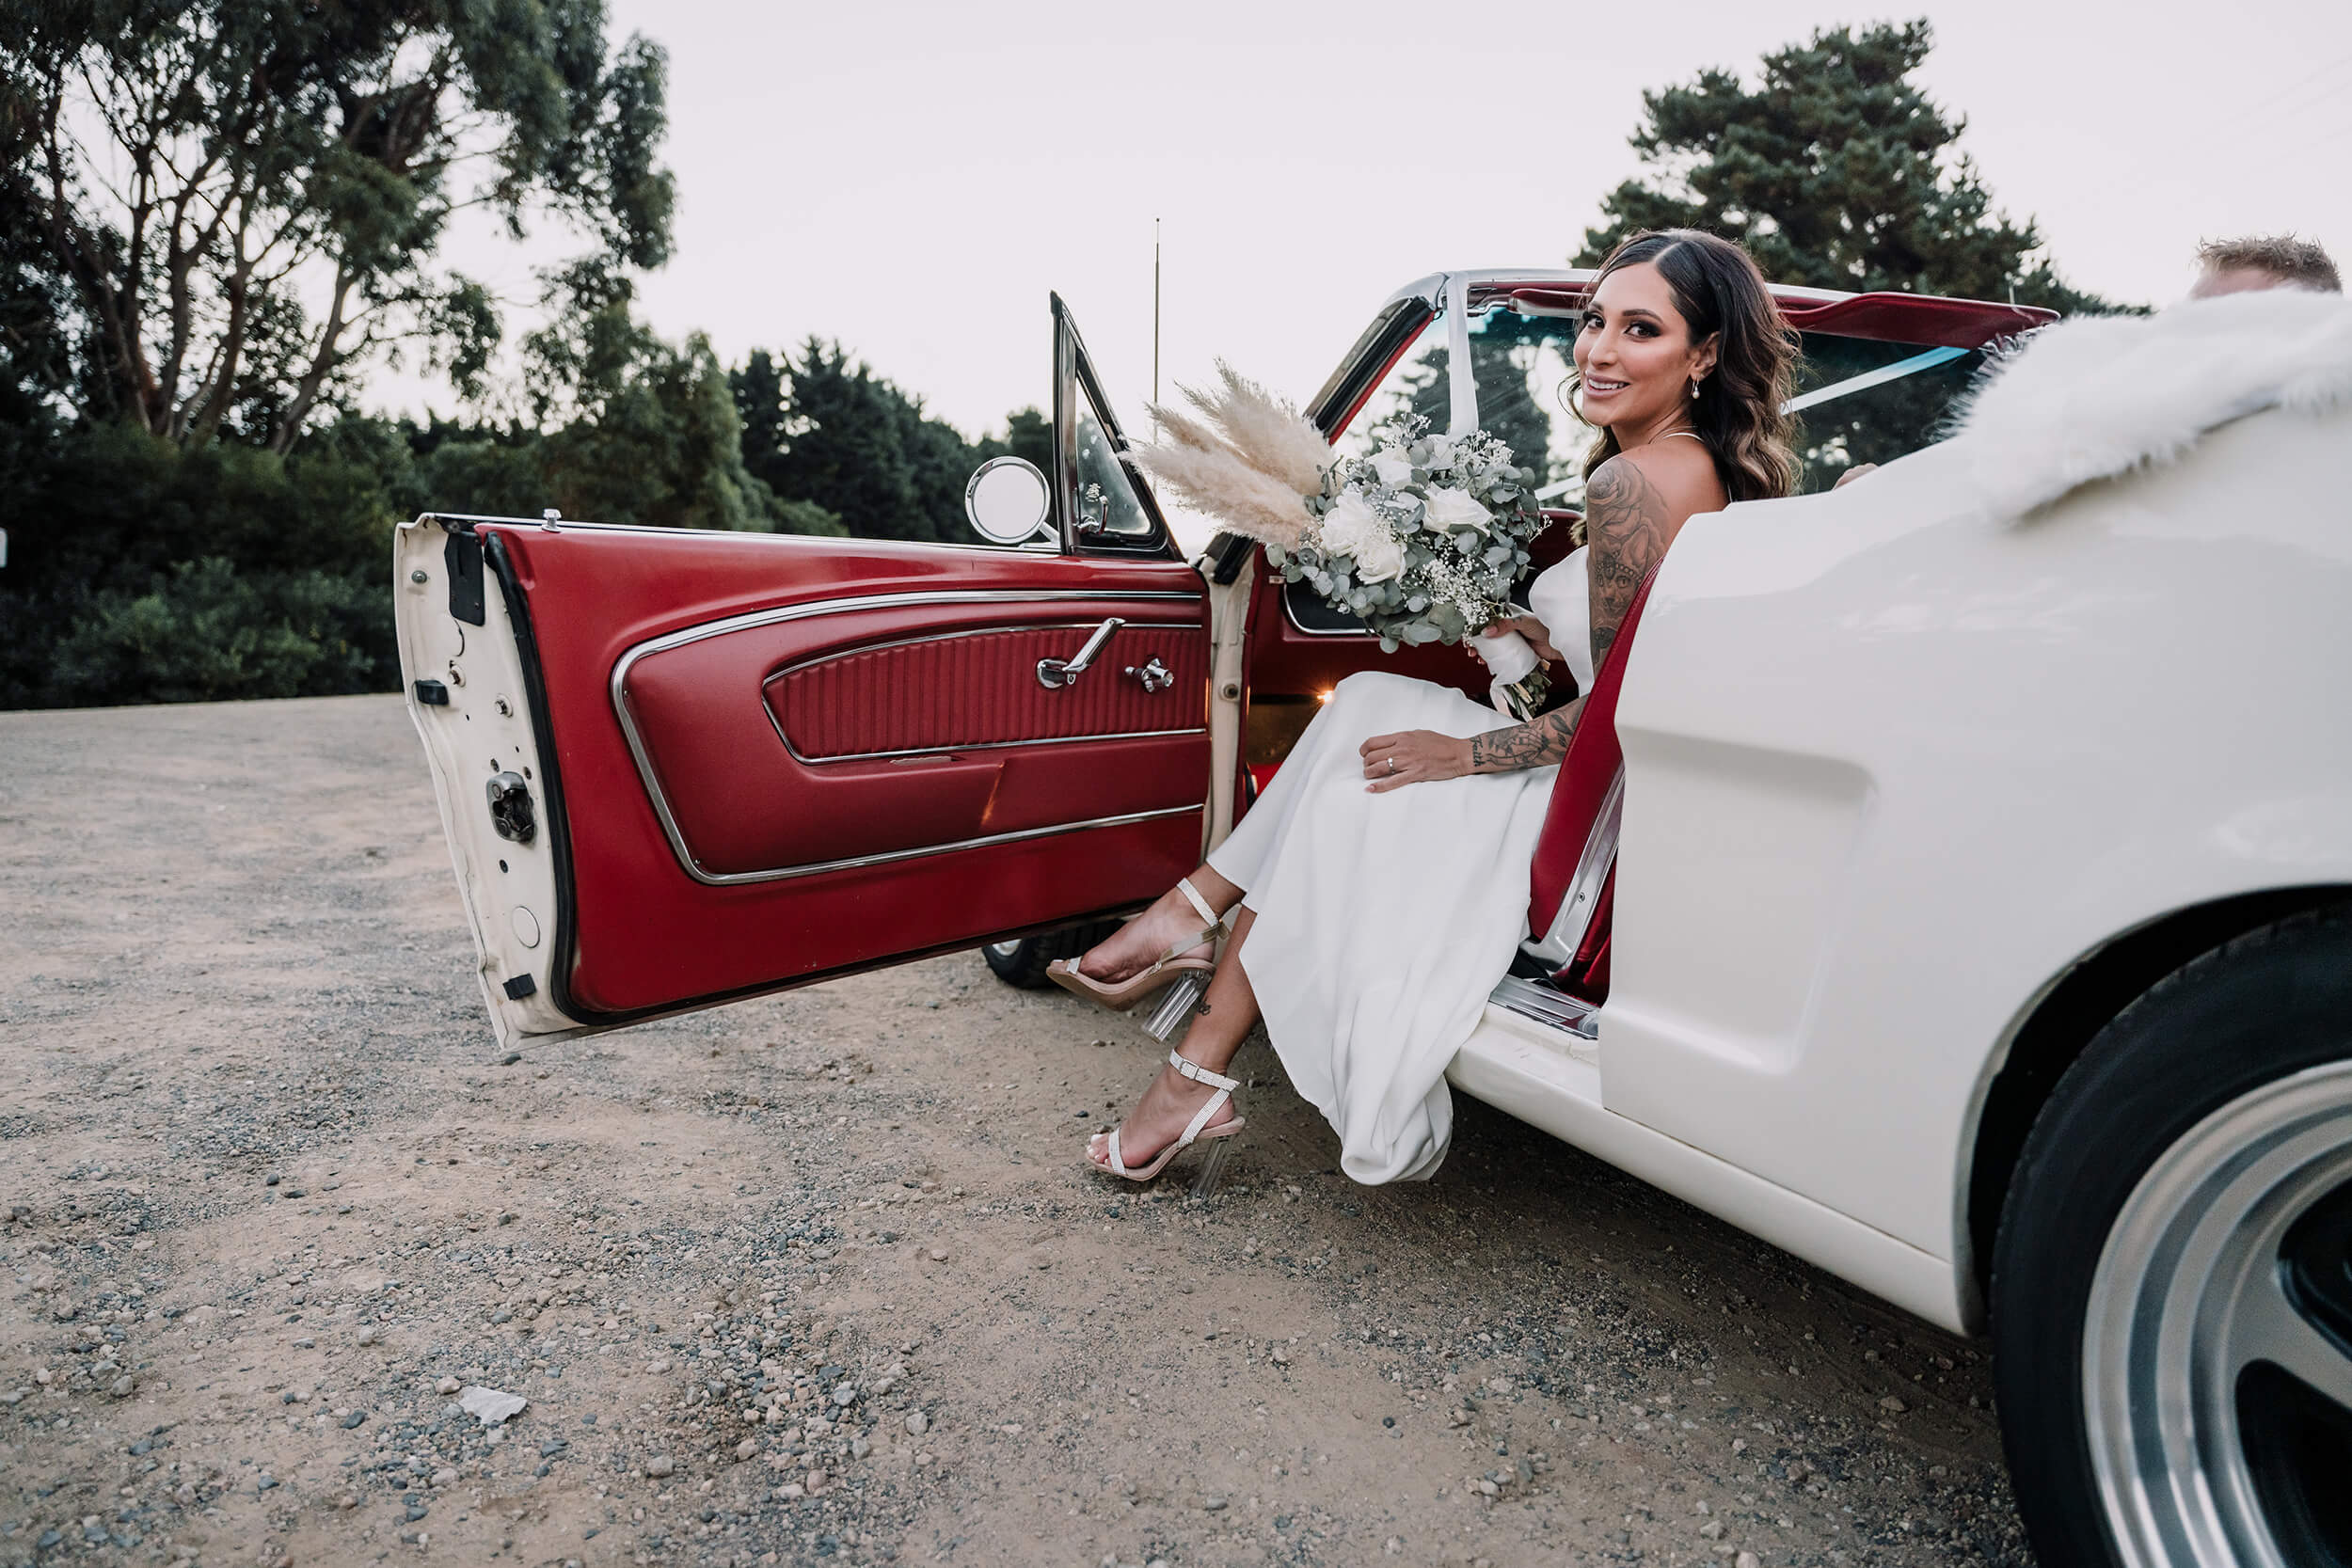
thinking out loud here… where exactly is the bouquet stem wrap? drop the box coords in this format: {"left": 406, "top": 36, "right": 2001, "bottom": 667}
{"left": 1469, "top": 629, "right": 1550, "bottom": 721}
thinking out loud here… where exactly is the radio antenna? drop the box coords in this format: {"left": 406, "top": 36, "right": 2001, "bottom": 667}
{"left": 1153, "top": 217, "right": 1162, "bottom": 410}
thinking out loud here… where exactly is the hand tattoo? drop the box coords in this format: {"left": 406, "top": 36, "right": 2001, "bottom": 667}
{"left": 1467, "top": 454, "right": 1677, "bottom": 775}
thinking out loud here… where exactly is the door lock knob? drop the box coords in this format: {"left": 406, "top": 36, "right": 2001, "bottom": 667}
{"left": 1124, "top": 657, "right": 1174, "bottom": 693}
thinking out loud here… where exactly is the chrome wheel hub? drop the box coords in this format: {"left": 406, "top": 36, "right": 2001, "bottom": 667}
{"left": 2086, "top": 1059, "right": 2352, "bottom": 1568}
{"left": 986, "top": 940, "right": 1025, "bottom": 958}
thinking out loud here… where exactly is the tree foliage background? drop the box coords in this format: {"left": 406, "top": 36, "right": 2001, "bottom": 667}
{"left": 1575, "top": 20, "right": 2132, "bottom": 487}
{"left": 1577, "top": 20, "right": 2113, "bottom": 312}
{"left": 0, "top": 0, "right": 1044, "bottom": 707}
{"left": 1, "top": 10, "right": 2122, "bottom": 707}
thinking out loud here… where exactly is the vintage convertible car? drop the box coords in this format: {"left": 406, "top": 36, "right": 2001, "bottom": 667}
{"left": 396, "top": 273, "right": 2352, "bottom": 1568}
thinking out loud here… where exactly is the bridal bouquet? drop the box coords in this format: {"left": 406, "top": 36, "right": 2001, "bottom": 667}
{"left": 1125, "top": 367, "right": 1552, "bottom": 718}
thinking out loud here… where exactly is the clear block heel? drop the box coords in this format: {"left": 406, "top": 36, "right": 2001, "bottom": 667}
{"left": 1189, "top": 1135, "right": 1235, "bottom": 1197}
{"left": 1140, "top": 969, "right": 1211, "bottom": 1041}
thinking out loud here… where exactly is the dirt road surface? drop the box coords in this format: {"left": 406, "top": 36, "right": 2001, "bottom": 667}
{"left": 0, "top": 695, "right": 2032, "bottom": 1568}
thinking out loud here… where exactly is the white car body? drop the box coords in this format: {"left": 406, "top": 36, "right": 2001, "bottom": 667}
{"left": 1449, "top": 390, "right": 2352, "bottom": 1335}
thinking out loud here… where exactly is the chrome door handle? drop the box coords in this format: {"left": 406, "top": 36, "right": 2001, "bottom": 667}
{"left": 1123, "top": 657, "right": 1173, "bottom": 693}
{"left": 1037, "top": 617, "right": 1124, "bottom": 689}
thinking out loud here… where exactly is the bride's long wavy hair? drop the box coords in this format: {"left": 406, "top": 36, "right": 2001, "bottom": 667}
{"left": 1575, "top": 230, "right": 1799, "bottom": 504}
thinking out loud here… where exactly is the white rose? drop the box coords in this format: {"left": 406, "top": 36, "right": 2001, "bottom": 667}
{"left": 1369, "top": 449, "right": 1417, "bottom": 487}
{"left": 1423, "top": 484, "right": 1492, "bottom": 533}
{"left": 1316, "top": 486, "right": 1384, "bottom": 556}
{"left": 1353, "top": 527, "right": 1406, "bottom": 583}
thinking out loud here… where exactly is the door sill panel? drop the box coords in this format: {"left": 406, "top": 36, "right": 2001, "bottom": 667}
{"left": 1448, "top": 1011, "right": 1968, "bottom": 1333}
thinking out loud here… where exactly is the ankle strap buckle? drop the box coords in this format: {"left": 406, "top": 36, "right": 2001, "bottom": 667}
{"left": 1168, "top": 1050, "right": 1239, "bottom": 1093}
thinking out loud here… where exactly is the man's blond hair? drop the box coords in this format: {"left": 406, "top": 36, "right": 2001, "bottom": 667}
{"left": 2195, "top": 235, "right": 2342, "bottom": 293}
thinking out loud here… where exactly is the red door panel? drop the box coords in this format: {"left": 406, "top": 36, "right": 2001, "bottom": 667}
{"left": 771, "top": 620, "right": 1207, "bottom": 757}
{"left": 482, "top": 522, "right": 1207, "bottom": 1021}
{"left": 620, "top": 603, "right": 1206, "bottom": 877}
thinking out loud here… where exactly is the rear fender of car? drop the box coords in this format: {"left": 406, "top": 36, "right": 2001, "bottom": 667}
{"left": 1961, "top": 881, "right": 2352, "bottom": 1317}
{"left": 1599, "top": 404, "right": 2352, "bottom": 1330}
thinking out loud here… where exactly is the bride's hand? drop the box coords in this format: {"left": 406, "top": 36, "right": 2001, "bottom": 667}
{"left": 1360, "top": 730, "right": 1473, "bottom": 793}
{"left": 1473, "top": 614, "right": 1561, "bottom": 666}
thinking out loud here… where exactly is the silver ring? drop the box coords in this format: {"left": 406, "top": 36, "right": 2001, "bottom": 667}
{"left": 1388, "top": 757, "right": 1398, "bottom": 772}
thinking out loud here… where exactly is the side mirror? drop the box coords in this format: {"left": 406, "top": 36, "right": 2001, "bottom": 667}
{"left": 963, "top": 456, "right": 1052, "bottom": 546}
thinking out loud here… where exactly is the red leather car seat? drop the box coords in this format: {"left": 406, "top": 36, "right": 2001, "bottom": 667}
{"left": 1523, "top": 564, "right": 1662, "bottom": 1002}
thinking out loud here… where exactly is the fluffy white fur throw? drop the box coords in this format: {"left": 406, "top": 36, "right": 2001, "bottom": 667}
{"left": 1951, "top": 287, "right": 2352, "bottom": 520}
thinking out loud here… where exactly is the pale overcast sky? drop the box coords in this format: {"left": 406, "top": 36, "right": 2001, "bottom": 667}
{"left": 394, "top": 0, "right": 2351, "bottom": 442}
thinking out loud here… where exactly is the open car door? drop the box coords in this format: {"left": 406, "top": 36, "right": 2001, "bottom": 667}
{"left": 396, "top": 296, "right": 1206, "bottom": 1046}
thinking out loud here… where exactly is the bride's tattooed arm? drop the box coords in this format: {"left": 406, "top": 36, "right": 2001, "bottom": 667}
{"left": 1467, "top": 455, "right": 1673, "bottom": 774}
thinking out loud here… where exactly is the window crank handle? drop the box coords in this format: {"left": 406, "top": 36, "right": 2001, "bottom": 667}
{"left": 1036, "top": 617, "right": 1124, "bottom": 689}
{"left": 1123, "top": 657, "right": 1173, "bottom": 693}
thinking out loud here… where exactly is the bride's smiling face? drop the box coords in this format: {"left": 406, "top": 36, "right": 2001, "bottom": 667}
{"left": 1572, "top": 261, "right": 1719, "bottom": 432}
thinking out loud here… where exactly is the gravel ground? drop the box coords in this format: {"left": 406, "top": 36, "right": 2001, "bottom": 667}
{"left": 0, "top": 694, "right": 2033, "bottom": 1568}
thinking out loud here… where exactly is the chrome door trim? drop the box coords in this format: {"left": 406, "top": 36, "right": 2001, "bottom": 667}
{"left": 649, "top": 802, "right": 1205, "bottom": 888}
{"left": 1521, "top": 764, "right": 1624, "bottom": 968}
{"left": 762, "top": 618, "right": 1209, "bottom": 765}
{"left": 610, "top": 588, "right": 1207, "bottom": 886}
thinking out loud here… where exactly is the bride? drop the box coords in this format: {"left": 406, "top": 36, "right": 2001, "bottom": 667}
{"left": 1057, "top": 229, "right": 1800, "bottom": 1184}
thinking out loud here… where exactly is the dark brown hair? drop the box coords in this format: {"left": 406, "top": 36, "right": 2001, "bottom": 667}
{"left": 2196, "top": 234, "right": 2342, "bottom": 293}
{"left": 1578, "top": 229, "right": 1799, "bottom": 503}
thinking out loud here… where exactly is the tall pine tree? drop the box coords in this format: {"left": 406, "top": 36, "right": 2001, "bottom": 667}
{"left": 1578, "top": 21, "right": 2114, "bottom": 314}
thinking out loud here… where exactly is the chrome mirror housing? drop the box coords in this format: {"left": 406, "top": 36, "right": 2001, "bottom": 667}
{"left": 963, "top": 456, "right": 1052, "bottom": 546}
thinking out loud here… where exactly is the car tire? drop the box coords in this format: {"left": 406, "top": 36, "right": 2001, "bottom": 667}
{"left": 1992, "top": 902, "right": 2352, "bottom": 1568}
{"left": 980, "top": 920, "right": 1123, "bottom": 990}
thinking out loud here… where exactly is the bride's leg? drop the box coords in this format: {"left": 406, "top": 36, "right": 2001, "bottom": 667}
{"left": 1089, "top": 910, "right": 1261, "bottom": 1170}
{"left": 1077, "top": 673, "right": 1399, "bottom": 984}
{"left": 1072, "top": 864, "right": 1244, "bottom": 983}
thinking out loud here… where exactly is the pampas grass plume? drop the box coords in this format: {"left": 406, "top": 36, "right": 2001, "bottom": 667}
{"left": 1126, "top": 435, "right": 1315, "bottom": 546}
{"left": 1124, "top": 362, "right": 1330, "bottom": 546}
{"left": 1186, "top": 362, "right": 1332, "bottom": 497}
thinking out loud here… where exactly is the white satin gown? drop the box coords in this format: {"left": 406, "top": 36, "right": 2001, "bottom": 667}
{"left": 1206, "top": 547, "right": 1595, "bottom": 1183}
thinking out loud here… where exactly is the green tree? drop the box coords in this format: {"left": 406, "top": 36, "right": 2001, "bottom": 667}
{"left": 999, "top": 406, "right": 1052, "bottom": 474}
{"left": 0, "top": 420, "right": 411, "bottom": 705}
{"left": 1, "top": 0, "right": 673, "bottom": 451}
{"left": 733, "top": 339, "right": 1003, "bottom": 543}
{"left": 1578, "top": 21, "right": 2112, "bottom": 314}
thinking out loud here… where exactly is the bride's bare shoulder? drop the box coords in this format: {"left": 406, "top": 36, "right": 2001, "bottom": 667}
{"left": 1581, "top": 445, "right": 1723, "bottom": 652}
{"left": 1596, "top": 439, "right": 1724, "bottom": 525}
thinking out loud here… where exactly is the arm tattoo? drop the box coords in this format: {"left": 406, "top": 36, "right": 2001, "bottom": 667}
{"left": 1581, "top": 454, "right": 1673, "bottom": 672}
{"left": 1468, "top": 702, "right": 1580, "bottom": 772}
{"left": 1466, "top": 456, "right": 1675, "bottom": 775}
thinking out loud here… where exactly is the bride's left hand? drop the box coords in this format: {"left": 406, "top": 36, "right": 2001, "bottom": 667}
{"left": 1360, "top": 729, "right": 1473, "bottom": 793}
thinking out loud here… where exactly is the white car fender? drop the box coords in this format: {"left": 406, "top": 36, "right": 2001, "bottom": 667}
{"left": 1597, "top": 404, "right": 2352, "bottom": 1311}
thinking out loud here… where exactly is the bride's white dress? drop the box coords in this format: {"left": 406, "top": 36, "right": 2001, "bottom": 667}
{"left": 1207, "top": 547, "right": 1595, "bottom": 1183}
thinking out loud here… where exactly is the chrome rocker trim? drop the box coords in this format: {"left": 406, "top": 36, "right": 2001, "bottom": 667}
{"left": 1488, "top": 974, "right": 1600, "bottom": 1041}
{"left": 610, "top": 589, "right": 1207, "bottom": 887}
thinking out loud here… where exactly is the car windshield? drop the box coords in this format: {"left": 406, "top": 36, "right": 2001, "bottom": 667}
{"left": 1337, "top": 299, "right": 1995, "bottom": 501}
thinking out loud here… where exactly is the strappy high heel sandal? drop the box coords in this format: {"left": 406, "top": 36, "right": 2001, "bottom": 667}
{"left": 1089, "top": 1050, "right": 1247, "bottom": 1190}
{"left": 1047, "top": 877, "right": 1227, "bottom": 1041}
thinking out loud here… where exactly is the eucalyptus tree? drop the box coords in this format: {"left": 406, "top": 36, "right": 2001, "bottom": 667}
{"left": 1, "top": 0, "right": 673, "bottom": 451}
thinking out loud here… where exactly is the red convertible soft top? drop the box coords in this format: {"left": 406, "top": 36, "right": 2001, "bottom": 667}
{"left": 1495, "top": 278, "right": 2056, "bottom": 350}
